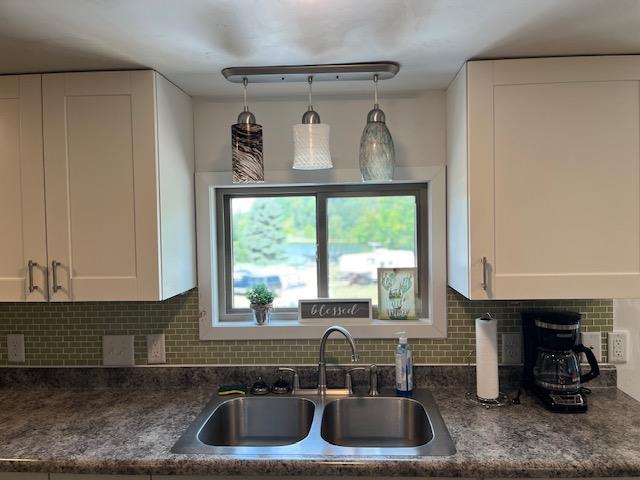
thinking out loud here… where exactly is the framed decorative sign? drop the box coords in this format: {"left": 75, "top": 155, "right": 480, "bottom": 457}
{"left": 377, "top": 267, "right": 418, "bottom": 320}
{"left": 298, "top": 298, "right": 372, "bottom": 324}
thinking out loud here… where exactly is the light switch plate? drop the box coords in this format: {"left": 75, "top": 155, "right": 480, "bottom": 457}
{"left": 501, "top": 333, "right": 522, "bottom": 364}
{"left": 7, "top": 334, "right": 25, "bottom": 363}
{"left": 103, "top": 335, "right": 135, "bottom": 366}
{"left": 581, "top": 332, "right": 602, "bottom": 363}
{"left": 146, "top": 333, "right": 166, "bottom": 364}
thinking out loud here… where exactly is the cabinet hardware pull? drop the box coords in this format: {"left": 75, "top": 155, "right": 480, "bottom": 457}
{"left": 51, "top": 261, "right": 62, "bottom": 293}
{"left": 481, "top": 257, "right": 488, "bottom": 291}
{"left": 27, "top": 261, "right": 39, "bottom": 292}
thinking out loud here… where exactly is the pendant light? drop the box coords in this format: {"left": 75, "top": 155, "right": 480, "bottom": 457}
{"left": 292, "top": 76, "right": 332, "bottom": 170}
{"left": 232, "top": 78, "right": 264, "bottom": 183}
{"left": 359, "top": 74, "right": 395, "bottom": 182}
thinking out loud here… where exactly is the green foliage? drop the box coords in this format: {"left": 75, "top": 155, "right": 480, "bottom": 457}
{"left": 231, "top": 194, "right": 417, "bottom": 267}
{"left": 232, "top": 196, "right": 316, "bottom": 265}
{"left": 242, "top": 199, "right": 287, "bottom": 265}
{"left": 231, "top": 212, "right": 251, "bottom": 263}
{"left": 327, "top": 196, "right": 416, "bottom": 251}
{"left": 246, "top": 284, "right": 275, "bottom": 305}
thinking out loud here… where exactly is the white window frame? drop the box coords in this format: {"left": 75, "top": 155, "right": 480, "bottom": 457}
{"left": 196, "top": 166, "right": 447, "bottom": 340}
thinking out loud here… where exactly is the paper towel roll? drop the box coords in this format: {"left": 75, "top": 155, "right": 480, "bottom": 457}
{"left": 475, "top": 315, "right": 499, "bottom": 400}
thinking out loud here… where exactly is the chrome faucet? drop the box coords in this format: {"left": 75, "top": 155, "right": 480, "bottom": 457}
{"left": 318, "top": 326, "right": 359, "bottom": 394}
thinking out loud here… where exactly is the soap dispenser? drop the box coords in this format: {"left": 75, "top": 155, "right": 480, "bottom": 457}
{"left": 395, "top": 332, "right": 413, "bottom": 396}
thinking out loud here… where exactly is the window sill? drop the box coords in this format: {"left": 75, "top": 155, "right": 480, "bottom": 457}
{"left": 198, "top": 317, "right": 446, "bottom": 340}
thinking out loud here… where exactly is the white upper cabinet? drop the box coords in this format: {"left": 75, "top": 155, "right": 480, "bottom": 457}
{"left": 0, "top": 75, "right": 48, "bottom": 301}
{"left": 447, "top": 56, "right": 640, "bottom": 299}
{"left": 0, "top": 70, "right": 195, "bottom": 302}
{"left": 43, "top": 70, "right": 196, "bottom": 301}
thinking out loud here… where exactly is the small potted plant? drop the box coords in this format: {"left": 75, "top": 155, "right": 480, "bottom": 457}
{"left": 246, "top": 284, "right": 275, "bottom": 325}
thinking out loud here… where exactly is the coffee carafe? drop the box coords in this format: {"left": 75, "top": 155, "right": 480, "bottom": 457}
{"left": 522, "top": 311, "right": 600, "bottom": 413}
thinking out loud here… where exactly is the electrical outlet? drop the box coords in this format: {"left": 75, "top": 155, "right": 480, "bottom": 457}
{"left": 609, "top": 331, "right": 630, "bottom": 363}
{"left": 102, "top": 335, "right": 135, "bottom": 366}
{"left": 501, "top": 333, "right": 522, "bottom": 364}
{"left": 581, "top": 332, "right": 602, "bottom": 363}
{"left": 146, "top": 333, "right": 166, "bottom": 364}
{"left": 7, "top": 334, "right": 25, "bottom": 363}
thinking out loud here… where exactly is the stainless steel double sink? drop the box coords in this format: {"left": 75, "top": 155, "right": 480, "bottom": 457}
{"left": 172, "top": 389, "right": 456, "bottom": 457}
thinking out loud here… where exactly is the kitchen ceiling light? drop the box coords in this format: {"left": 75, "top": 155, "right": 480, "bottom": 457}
{"left": 232, "top": 78, "right": 264, "bottom": 183}
{"left": 359, "top": 74, "right": 395, "bottom": 182}
{"left": 222, "top": 62, "right": 400, "bottom": 83}
{"left": 292, "top": 76, "right": 332, "bottom": 170}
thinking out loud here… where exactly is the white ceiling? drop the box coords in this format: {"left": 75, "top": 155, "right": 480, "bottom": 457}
{"left": 1, "top": 0, "right": 639, "bottom": 98}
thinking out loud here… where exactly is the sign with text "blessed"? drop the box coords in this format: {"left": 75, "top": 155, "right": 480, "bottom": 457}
{"left": 298, "top": 299, "right": 372, "bottom": 323}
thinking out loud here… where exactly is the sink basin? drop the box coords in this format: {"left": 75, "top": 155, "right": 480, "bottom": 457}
{"left": 320, "top": 397, "right": 433, "bottom": 447}
{"left": 172, "top": 389, "right": 455, "bottom": 456}
{"left": 198, "top": 397, "right": 314, "bottom": 446}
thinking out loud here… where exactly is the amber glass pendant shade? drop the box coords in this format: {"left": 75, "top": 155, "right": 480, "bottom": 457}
{"left": 232, "top": 79, "right": 264, "bottom": 183}
{"left": 232, "top": 122, "right": 264, "bottom": 183}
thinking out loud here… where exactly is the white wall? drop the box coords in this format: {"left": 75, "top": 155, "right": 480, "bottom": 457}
{"left": 194, "top": 91, "right": 445, "bottom": 172}
{"left": 613, "top": 300, "right": 640, "bottom": 401}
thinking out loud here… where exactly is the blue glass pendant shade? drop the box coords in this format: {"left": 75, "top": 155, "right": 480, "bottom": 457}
{"left": 359, "top": 107, "right": 395, "bottom": 182}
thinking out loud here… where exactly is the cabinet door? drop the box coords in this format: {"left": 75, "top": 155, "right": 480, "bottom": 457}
{"left": 0, "top": 75, "right": 48, "bottom": 301}
{"left": 43, "top": 71, "right": 160, "bottom": 301}
{"left": 491, "top": 80, "right": 640, "bottom": 298}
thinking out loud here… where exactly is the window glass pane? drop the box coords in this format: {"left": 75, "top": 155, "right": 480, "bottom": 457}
{"left": 230, "top": 196, "right": 317, "bottom": 309}
{"left": 327, "top": 195, "right": 417, "bottom": 305}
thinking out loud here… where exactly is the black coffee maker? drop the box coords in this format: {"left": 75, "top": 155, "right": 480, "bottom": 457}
{"left": 522, "top": 311, "right": 599, "bottom": 413}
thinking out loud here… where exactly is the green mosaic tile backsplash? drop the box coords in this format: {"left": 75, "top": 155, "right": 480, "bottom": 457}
{"left": 0, "top": 288, "right": 613, "bottom": 366}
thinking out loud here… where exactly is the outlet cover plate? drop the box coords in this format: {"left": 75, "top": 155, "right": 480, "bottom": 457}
{"left": 581, "top": 332, "right": 602, "bottom": 363}
{"left": 501, "top": 333, "right": 522, "bottom": 364}
{"left": 146, "top": 333, "right": 166, "bottom": 364}
{"left": 103, "top": 335, "right": 135, "bottom": 366}
{"left": 7, "top": 334, "right": 25, "bottom": 363}
{"left": 609, "top": 331, "right": 629, "bottom": 364}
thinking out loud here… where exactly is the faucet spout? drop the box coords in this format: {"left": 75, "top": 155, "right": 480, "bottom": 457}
{"left": 318, "top": 326, "right": 359, "bottom": 394}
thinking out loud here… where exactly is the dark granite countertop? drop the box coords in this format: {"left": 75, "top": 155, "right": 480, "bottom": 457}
{"left": 1, "top": 384, "right": 639, "bottom": 477}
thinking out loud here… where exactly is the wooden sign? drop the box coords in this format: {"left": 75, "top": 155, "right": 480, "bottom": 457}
{"left": 298, "top": 298, "right": 372, "bottom": 324}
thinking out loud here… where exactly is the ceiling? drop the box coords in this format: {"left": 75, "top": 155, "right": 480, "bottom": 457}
{"left": 1, "top": 0, "right": 639, "bottom": 98}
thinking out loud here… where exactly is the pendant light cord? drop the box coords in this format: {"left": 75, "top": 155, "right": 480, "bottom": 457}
{"left": 308, "top": 76, "right": 313, "bottom": 110}
{"left": 373, "top": 73, "right": 379, "bottom": 107}
{"left": 242, "top": 77, "right": 248, "bottom": 111}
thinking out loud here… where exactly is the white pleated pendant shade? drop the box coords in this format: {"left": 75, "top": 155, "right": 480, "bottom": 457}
{"left": 292, "top": 123, "right": 332, "bottom": 170}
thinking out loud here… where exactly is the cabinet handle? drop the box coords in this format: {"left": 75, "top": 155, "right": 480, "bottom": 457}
{"left": 481, "top": 257, "right": 488, "bottom": 291}
{"left": 27, "top": 260, "right": 39, "bottom": 292}
{"left": 51, "top": 260, "right": 62, "bottom": 293}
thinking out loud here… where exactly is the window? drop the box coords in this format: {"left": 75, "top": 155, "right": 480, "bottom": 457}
{"left": 196, "top": 166, "right": 447, "bottom": 340}
{"left": 226, "top": 194, "right": 318, "bottom": 310}
{"left": 216, "top": 184, "right": 428, "bottom": 321}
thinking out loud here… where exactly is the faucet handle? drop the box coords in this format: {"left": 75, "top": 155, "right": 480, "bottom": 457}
{"left": 368, "top": 364, "right": 379, "bottom": 397}
{"left": 276, "top": 367, "right": 300, "bottom": 393}
{"left": 345, "top": 366, "right": 367, "bottom": 394}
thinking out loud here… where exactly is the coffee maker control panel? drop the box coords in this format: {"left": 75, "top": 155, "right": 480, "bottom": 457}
{"left": 550, "top": 393, "right": 585, "bottom": 406}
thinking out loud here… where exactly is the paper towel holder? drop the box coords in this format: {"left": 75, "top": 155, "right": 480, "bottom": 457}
{"left": 465, "top": 391, "right": 512, "bottom": 409}
{"left": 465, "top": 313, "right": 515, "bottom": 409}
{"left": 465, "top": 347, "right": 513, "bottom": 408}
